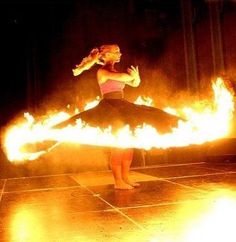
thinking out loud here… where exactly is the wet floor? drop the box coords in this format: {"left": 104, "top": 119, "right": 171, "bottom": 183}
{"left": 1, "top": 161, "right": 236, "bottom": 242}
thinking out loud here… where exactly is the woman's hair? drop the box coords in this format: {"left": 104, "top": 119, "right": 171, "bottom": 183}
{"left": 72, "top": 44, "right": 119, "bottom": 76}
{"left": 99, "top": 44, "right": 118, "bottom": 57}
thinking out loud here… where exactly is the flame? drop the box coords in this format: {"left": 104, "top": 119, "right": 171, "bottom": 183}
{"left": 2, "top": 77, "right": 235, "bottom": 162}
{"left": 134, "top": 96, "right": 154, "bottom": 106}
{"left": 84, "top": 96, "right": 100, "bottom": 110}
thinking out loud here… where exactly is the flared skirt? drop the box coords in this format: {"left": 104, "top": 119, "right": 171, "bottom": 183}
{"left": 54, "top": 98, "right": 181, "bottom": 134}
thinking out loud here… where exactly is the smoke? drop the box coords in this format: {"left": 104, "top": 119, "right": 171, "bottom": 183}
{"left": 23, "top": 143, "right": 110, "bottom": 176}
{"left": 124, "top": 57, "right": 208, "bottom": 111}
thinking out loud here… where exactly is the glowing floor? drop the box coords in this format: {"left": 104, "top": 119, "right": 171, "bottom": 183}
{"left": 1, "top": 162, "right": 236, "bottom": 242}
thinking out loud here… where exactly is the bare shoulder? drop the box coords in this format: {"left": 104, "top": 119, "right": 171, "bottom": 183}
{"left": 97, "top": 68, "right": 107, "bottom": 84}
{"left": 97, "top": 68, "right": 111, "bottom": 75}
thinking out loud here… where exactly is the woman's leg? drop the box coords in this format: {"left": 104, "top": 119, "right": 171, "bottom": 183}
{"left": 121, "top": 149, "right": 140, "bottom": 187}
{"left": 109, "top": 148, "right": 133, "bottom": 189}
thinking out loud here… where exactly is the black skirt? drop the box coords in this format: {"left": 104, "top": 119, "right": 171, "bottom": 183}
{"left": 54, "top": 97, "right": 181, "bottom": 134}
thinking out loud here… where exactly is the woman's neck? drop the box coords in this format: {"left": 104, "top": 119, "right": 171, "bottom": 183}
{"left": 104, "top": 62, "right": 115, "bottom": 71}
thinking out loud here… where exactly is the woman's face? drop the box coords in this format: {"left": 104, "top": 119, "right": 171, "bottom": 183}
{"left": 105, "top": 45, "right": 122, "bottom": 63}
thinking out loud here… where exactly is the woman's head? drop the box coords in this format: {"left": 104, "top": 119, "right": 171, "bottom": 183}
{"left": 99, "top": 44, "right": 121, "bottom": 64}
{"left": 72, "top": 44, "right": 121, "bottom": 76}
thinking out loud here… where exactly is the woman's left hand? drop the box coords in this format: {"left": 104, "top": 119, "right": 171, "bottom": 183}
{"left": 127, "top": 66, "right": 141, "bottom": 86}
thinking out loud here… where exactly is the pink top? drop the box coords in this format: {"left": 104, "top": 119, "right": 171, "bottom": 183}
{"left": 99, "top": 79, "right": 125, "bottom": 95}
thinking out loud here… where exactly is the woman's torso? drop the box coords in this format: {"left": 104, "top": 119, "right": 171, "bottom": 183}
{"left": 97, "top": 67, "right": 125, "bottom": 97}
{"left": 99, "top": 79, "right": 125, "bottom": 96}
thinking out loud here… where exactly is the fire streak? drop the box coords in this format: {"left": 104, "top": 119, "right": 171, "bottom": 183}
{"left": 2, "top": 77, "right": 235, "bottom": 162}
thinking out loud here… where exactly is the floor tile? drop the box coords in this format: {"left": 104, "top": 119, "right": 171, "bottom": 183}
{"left": 169, "top": 173, "right": 236, "bottom": 192}
{"left": 122, "top": 197, "right": 236, "bottom": 242}
{"left": 88, "top": 180, "right": 203, "bottom": 208}
{"left": 0, "top": 180, "right": 5, "bottom": 190}
{"left": 199, "top": 162, "right": 236, "bottom": 172}
{"left": 0, "top": 210, "right": 148, "bottom": 242}
{"left": 137, "top": 163, "right": 217, "bottom": 179}
{"left": 0, "top": 187, "right": 109, "bottom": 223}
{"left": 4, "top": 175, "right": 79, "bottom": 192}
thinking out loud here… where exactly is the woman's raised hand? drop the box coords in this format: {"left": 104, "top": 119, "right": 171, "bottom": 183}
{"left": 127, "top": 66, "right": 141, "bottom": 87}
{"left": 90, "top": 48, "right": 102, "bottom": 64}
{"left": 90, "top": 48, "right": 99, "bottom": 58}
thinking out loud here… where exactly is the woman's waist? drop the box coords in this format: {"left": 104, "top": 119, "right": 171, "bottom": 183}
{"left": 102, "top": 91, "right": 124, "bottom": 99}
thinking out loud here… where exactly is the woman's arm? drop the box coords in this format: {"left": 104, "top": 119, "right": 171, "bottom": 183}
{"left": 72, "top": 48, "right": 100, "bottom": 76}
{"left": 97, "top": 66, "right": 141, "bottom": 87}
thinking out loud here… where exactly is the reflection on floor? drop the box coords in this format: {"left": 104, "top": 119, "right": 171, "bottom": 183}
{"left": 1, "top": 161, "right": 236, "bottom": 242}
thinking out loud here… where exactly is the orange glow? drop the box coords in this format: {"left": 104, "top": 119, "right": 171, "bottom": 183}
{"left": 182, "top": 194, "right": 236, "bottom": 242}
{"left": 134, "top": 96, "right": 154, "bottom": 106}
{"left": 2, "top": 77, "right": 235, "bottom": 162}
{"left": 148, "top": 189, "right": 236, "bottom": 242}
{"left": 10, "top": 206, "right": 45, "bottom": 241}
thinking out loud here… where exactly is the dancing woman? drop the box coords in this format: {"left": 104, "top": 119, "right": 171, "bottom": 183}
{"left": 56, "top": 44, "right": 179, "bottom": 189}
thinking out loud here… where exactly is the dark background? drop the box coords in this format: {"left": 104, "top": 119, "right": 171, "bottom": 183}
{"left": 0, "top": 0, "right": 185, "bottom": 125}
{"left": 0, "top": 0, "right": 236, "bottom": 177}
{"left": 1, "top": 0, "right": 236, "bottom": 127}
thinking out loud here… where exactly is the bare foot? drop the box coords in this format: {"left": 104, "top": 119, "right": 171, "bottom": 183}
{"left": 130, "top": 182, "right": 140, "bottom": 187}
{"left": 124, "top": 179, "right": 140, "bottom": 187}
{"left": 114, "top": 180, "right": 134, "bottom": 190}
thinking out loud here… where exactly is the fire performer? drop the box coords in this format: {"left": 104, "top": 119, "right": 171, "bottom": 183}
{"left": 55, "top": 44, "right": 180, "bottom": 189}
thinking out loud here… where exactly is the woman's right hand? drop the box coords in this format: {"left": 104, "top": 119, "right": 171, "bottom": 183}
{"left": 89, "top": 48, "right": 101, "bottom": 64}
{"left": 127, "top": 66, "right": 141, "bottom": 87}
{"left": 72, "top": 48, "right": 101, "bottom": 76}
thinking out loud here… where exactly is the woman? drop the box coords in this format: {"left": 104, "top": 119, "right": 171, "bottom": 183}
{"left": 56, "top": 44, "right": 180, "bottom": 189}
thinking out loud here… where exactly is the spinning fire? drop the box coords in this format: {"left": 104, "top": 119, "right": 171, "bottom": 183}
{"left": 2, "top": 77, "right": 235, "bottom": 162}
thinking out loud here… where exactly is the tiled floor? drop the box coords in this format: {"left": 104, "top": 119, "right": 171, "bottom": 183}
{"left": 1, "top": 162, "right": 236, "bottom": 241}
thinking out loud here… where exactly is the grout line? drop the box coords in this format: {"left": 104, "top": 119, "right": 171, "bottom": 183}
{"left": 131, "top": 162, "right": 205, "bottom": 170}
{"left": 70, "top": 175, "right": 146, "bottom": 231}
{"left": 6, "top": 173, "right": 74, "bottom": 180}
{"left": 160, "top": 178, "right": 208, "bottom": 194}
{"left": 118, "top": 198, "right": 203, "bottom": 211}
{"left": 69, "top": 170, "right": 236, "bottom": 189}
{"left": 162, "top": 171, "right": 236, "bottom": 194}
{"left": 88, "top": 187, "right": 146, "bottom": 231}
{"left": 161, "top": 171, "right": 236, "bottom": 180}
{"left": 96, "top": 194, "right": 146, "bottom": 231}
{"left": 70, "top": 175, "right": 96, "bottom": 193}
{"left": 3, "top": 185, "right": 82, "bottom": 194}
{"left": 202, "top": 166, "right": 236, "bottom": 173}
{"left": 0, "top": 179, "right": 7, "bottom": 202}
